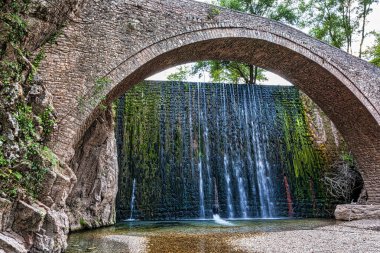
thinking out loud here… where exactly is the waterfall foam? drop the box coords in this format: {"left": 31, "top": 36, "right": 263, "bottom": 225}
{"left": 213, "top": 214, "right": 234, "bottom": 226}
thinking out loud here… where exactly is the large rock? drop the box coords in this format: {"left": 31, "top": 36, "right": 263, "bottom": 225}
{"left": 0, "top": 198, "right": 12, "bottom": 231}
{"left": 0, "top": 158, "right": 77, "bottom": 253}
{"left": 0, "top": 232, "right": 27, "bottom": 253}
{"left": 30, "top": 210, "right": 71, "bottom": 253}
{"left": 66, "top": 107, "right": 118, "bottom": 231}
{"left": 335, "top": 204, "right": 380, "bottom": 220}
{"left": 12, "top": 201, "right": 47, "bottom": 235}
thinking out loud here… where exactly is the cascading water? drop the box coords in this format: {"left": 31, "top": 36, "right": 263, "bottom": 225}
{"left": 230, "top": 85, "right": 249, "bottom": 218}
{"left": 197, "top": 83, "right": 206, "bottom": 218}
{"left": 116, "top": 81, "right": 327, "bottom": 220}
{"left": 128, "top": 178, "right": 136, "bottom": 221}
{"left": 222, "top": 84, "right": 234, "bottom": 218}
{"left": 249, "top": 86, "right": 276, "bottom": 218}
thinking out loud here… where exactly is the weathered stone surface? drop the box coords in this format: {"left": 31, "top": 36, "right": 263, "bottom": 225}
{"left": 30, "top": 210, "right": 71, "bottom": 253}
{"left": 27, "top": 80, "right": 55, "bottom": 115}
{"left": 0, "top": 158, "right": 77, "bottom": 253}
{"left": 0, "top": 198, "right": 12, "bottom": 231}
{"left": 335, "top": 204, "right": 380, "bottom": 221}
{"left": 12, "top": 201, "right": 47, "bottom": 235}
{"left": 0, "top": 232, "right": 27, "bottom": 253}
{"left": 66, "top": 107, "right": 118, "bottom": 231}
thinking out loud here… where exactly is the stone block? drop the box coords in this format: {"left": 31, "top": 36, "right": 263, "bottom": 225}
{"left": 335, "top": 204, "right": 380, "bottom": 221}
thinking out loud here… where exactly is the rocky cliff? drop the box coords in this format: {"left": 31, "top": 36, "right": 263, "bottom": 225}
{"left": 0, "top": 1, "right": 119, "bottom": 252}
{"left": 66, "top": 108, "right": 118, "bottom": 231}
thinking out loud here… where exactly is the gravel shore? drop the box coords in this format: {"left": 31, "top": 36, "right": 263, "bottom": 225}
{"left": 230, "top": 219, "right": 380, "bottom": 253}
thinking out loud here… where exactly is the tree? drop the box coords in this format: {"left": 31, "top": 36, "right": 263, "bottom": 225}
{"left": 167, "top": 66, "right": 190, "bottom": 81}
{"left": 357, "top": 0, "right": 379, "bottom": 58}
{"left": 365, "top": 32, "right": 380, "bottom": 66}
{"left": 303, "top": 0, "right": 348, "bottom": 49}
{"left": 303, "top": 0, "right": 378, "bottom": 56}
{"left": 190, "top": 60, "right": 267, "bottom": 84}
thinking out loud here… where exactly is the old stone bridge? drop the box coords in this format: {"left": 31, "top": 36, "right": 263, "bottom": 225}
{"left": 38, "top": 0, "right": 380, "bottom": 204}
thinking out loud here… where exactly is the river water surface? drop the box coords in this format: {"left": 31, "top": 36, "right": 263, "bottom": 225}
{"left": 67, "top": 219, "right": 338, "bottom": 253}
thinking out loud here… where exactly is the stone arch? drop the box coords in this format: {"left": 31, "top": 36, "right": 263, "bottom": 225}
{"left": 38, "top": 0, "right": 380, "bottom": 203}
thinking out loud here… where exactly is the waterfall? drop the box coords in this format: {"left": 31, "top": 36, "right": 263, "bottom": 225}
{"left": 230, "top": 85, "right": 248, "bottom": 218}
{"left": 189, "top": 85, "right": 195, "bottom": 177}
{"left": 197, "top": 83, "right": 205, "bottom": 218}
{"left": 117, "top": 81, "right": 326, "bottom": 220}
{"left": 222, "top": 84, "right": 234, "bottom": 218}
{"left": 202, "top": 88, "right": 212, "bottom": 200}
{"left": 128, "top": 178, "right": 136, "bottom": 221}
{"left": 242, "top": 88, "right": 259, "bottom": 216}
{"left": 248, "top": 85, "right": 276, "bottom": 218}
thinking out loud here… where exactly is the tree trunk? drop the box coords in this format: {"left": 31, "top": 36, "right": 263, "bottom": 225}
{"left": 359, "top": 4, "right": 368, "bottom": 58}
{"left": 249, "top": 64, "right": 254, "bottom": 84}
{"left": 254, "top": 66, "right": 258, "bottom": 85}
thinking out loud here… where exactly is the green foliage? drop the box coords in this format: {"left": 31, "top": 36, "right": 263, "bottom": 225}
{"left": 0, "top": 12, "right": 28, "bottom": 45}
{"left": 0, "top": 136, "right": 9, "bottom": 167}
{"left": 207, "top": 6, "right": 221, "bottom": 19}
{"left": 79, "top": 217, "right": 90, "bottom": 228}
{"left": 302, "top": 0, "right": 378, "bottom": 54}
{"left": 0, "top": 0, "right": 58, "bottom": 200}
{"left": 167, "top": 66, "right": 190, "bottom": 81}
{"left": 39, "top": 106, "right": 56, "bottom": 137}
{"left": 16, "top": 103, "right": 37, "bottom": 142}
{"left": 28, "top": 50, "right": 45, "bottom": 82}
{"left": 193, "top": 61, "right": 268, "bottom": 84}
{"left": 274, "top": 92, "right": 325, "bottom": 201}
{"left": 220, "top": 0, "right": 299, "bottom": 24}
{"left": 340, "top": 151, "right": 355, "bottom": 167}
{"left": 121, "top": 83, "right": 162, "bottom": 218}
{"left": 0, "top": 0, "right": 31, "bottom": 14}
{"left": 365, "top": 32, "right": 380, "bottom": 67}
{"left": 303, "top": 0, "right": 349, "bottom": 49}
{"left": 94, "top": 77, "right": 111, "bottom": 95}
{"left": 0, "top": 60, "right": 22, "bottom": 84}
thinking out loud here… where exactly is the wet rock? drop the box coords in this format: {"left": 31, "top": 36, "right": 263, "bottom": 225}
{"left": 335, "top": 204, "right": 380, "bottom": 220}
